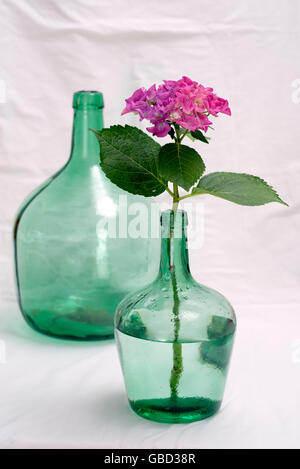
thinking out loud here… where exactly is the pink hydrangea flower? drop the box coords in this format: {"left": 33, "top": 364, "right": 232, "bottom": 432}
{"left": 121, "top": 76, "right": 231, "bottom": 137}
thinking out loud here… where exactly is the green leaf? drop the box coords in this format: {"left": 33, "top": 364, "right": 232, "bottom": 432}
{"left": 190, "top": 129, "right": 210, "bottom": 144}
{"left": 192, "top": 172, "right": 288, "bottom": 206}
{"left": 158, "top": 143, "right": 205, "bottom": 192}
{"left": 91, "top": 125, "right": 167, "bottom": 197}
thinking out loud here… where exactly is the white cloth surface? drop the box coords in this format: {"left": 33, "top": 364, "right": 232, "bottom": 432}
{"left": 0, "top": 0, "right": 300, "bottom": 449}
{"left": 0, "top": 300, "right": 299, "bottom": 449}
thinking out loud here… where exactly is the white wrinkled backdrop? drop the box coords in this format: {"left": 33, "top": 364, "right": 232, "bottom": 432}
{"left": 0, "top": 0, "right": 300, "bottom": 449}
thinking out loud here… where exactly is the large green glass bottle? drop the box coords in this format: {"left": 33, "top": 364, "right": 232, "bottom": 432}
{"left": 116, "top": 210, "right": 236, "bottom": 423}
{"left": 14, "top": 91, "right": 159, "bottom": 340}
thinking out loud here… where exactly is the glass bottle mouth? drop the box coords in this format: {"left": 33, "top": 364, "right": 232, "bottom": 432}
{"left": 73, "top": 90, "right": 104, "bottom": 109}
{"left": 160, "top": 210, "right": 188, "bottom": 239}
{"left": 160, "top": 209, "right": 188, "bottom": 227}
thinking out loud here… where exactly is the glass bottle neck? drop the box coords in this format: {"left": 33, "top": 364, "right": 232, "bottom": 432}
{"left": 158, "top": 210, "right": 191, "bottom": 282}
{"left": 69, "top": 106, "right": 103, "bottom": 166}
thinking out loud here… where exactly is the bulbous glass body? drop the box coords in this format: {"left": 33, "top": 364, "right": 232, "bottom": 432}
{"left": 14, "top": 91, "right": 159, "bottom": 340}
{"left": 116, "top": 210, "right": 236, "bottom": 423}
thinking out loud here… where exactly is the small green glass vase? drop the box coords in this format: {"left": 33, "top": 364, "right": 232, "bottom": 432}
{"left": 14, "top": 91, "right": 159, "bottom": 340}
{"left": 115, "top": 210, "right": 236, "bottom": 423}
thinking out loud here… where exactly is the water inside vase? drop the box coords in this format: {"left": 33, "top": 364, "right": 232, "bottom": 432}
{"left": 116, "top": 317, "right": 235, "bottom": 423}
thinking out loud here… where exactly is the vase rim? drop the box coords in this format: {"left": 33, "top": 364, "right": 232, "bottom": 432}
{"left": 160, "top": 209, "right": 188, "bottom": 226}
{"left": 73, "top": 90, "right": 104, "bottom": 109}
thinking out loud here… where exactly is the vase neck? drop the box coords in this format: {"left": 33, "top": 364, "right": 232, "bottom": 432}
{"left": 69, "top": 90, "right": 104, "bottom": 166}
{"left": 158, "top": 210, "right": 191, "bottom": 282}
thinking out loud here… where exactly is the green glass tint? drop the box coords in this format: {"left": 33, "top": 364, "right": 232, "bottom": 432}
{"left": 116, "top": 210, "right": 236, "bottom": 423}
{"left": 14, "top": 91, "right": 160, "bottom": 340}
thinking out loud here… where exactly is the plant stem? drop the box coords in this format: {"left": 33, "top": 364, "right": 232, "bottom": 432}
{"left": 172, "top": 183, "right": 179, "bottom": 211}
{"left": 166, "top": 186, "right": 175, "bottom": 198}
{"left": 179, "top": 129, "right": 189, "bottom": 142}
{"left": 169, "top": 186, "right": 183, "bottom": 406}
{"left": 179, "top": 192, "right": 200, "bottom": 201}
